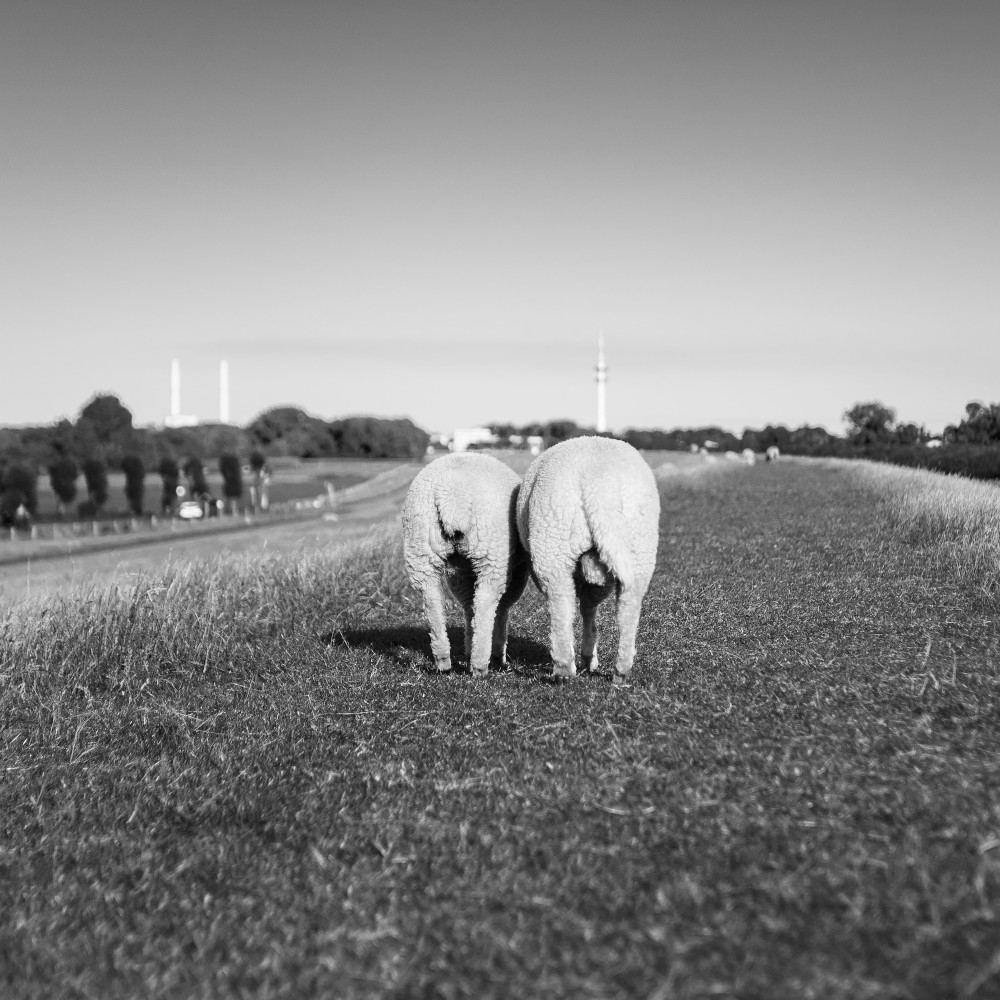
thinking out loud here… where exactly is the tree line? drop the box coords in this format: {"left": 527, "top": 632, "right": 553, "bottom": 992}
{"left": 3, "top": 392, "right": 997, "bottom": 525}
{"left": 0, "top": 395, "right": 430, "bottom": 524}
{"left": 490, "top": 399, "right": 1000, "bottom": 479}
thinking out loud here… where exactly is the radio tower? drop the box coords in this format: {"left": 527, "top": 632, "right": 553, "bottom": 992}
{"left": 595, "top": 333, "right": 608, "bottom": 433}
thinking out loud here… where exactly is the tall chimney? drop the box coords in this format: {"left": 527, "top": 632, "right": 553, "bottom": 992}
{"left": 219, "top": 360, "right": 230, "bottom": 424}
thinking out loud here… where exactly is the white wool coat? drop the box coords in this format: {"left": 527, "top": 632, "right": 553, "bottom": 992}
{"left": 516, "top": 436, "right": 660, "bottom": 682}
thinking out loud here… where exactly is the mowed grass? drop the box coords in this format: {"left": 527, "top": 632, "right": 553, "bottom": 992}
{"left": 2, "top": 461, "right": 1000, "bottom": 998}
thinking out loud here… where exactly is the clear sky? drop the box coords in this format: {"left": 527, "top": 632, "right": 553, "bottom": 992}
{"left": 2, "top": 1, "right": 998, "bottom": 435}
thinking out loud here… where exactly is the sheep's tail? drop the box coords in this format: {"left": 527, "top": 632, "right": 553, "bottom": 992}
{"left": 580, "top": 482, "right": 646, "bottom": 585}
{"left": 429, "top": 495, "right": 467, "bottom": 559}
{"left": 588, "top": 530, "right": 636, "bottom": 585}
{"left": 578, "top": 548, "right": 611, "bottom": 587}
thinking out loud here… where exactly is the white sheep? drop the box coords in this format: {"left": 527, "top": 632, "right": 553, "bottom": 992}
{"left": 401, "top": 452, "right": 530, "bottom": 675}
{"left": 741, "top": 448, "right": 756, "bottom": 465}
{"left": 516, "top": 436, "right": 660, "bottom": 685}
{"left": 765, "top": 445, "right": 780, "bottom": 462}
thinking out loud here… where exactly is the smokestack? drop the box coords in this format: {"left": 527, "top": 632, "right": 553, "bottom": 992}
{"left": 165, "top": 358, "right": 197, "bottom": 427}
{"left": 170, "top": 358, "right": 181, "bottom": 420}
{"left": 219, "top": 360, "right": 230, "bottom": 424}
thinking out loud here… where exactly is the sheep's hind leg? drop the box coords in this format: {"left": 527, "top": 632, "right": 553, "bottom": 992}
{"left": 491, "top": 560, "right": 529, "bottom": 668}
{"left": 578, "top": 580, "right": 613, "bottom": 674}
{"left": 490, "top": 602, "right": 511, "bottom": 668}
{"left": 422, "top": 575, "right": 453, "bottom": 673}
{"left": 612, "top": 582, "right": 644, "bottom": 686}
{"left": 445, "top": 558, "right": 476, "bottom": 670}
{"left": 546, "top": 581, "right": 578, "bottom": 679}
{"left": 463, "top": 607, "right": 474, "bottom": 664}
{"left": 469, "top": 585, "right": 502, "bottom": 676}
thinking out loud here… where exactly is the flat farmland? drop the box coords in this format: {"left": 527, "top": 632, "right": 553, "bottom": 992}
{"left": 22, "top": 456, "right": 403, "bottom": 521}
{"left": 4, "top": 456, "right": 997, "bottom": 997}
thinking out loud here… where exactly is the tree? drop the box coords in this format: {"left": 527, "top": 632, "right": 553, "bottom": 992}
{"left": 81, "top": 457, "right": 109, "bottom": 511}
{"left": 47, "top": 457, "right": 79, "bottom": 516}
{"left": 844, "top": 401, "right": 896, "bottom": 445}
{"left": 247, "top": 406, "right": 329, "bottom": 456}
{"left": 893, "top": 422, "right": 927, "bottom": 446}
{"left": 77, "top": 393, "right": 134, "bottom": 442}
{"left": 121, "top": 454, "right": 145, "bottom": 515}
{"left": 0, "top": 463, "right": 38, "bottom": 525}
{"left": 543, "top": 420, "right": 580, "bottom": 445}
{"left": 158, "top": 457, "right": 180, "bottom": 513}
{"left": 947, "top": 401, "right": 1000, "bottom": 444}
{"left": 218, "top": 453, "right": 243, "bottom": 512}
{"left": 183, "top": 457, "right": 210, "bottom": 499}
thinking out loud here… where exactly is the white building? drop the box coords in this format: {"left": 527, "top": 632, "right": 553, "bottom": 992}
{"left": 450, "top": 427, "right": 499, "bottom": 452}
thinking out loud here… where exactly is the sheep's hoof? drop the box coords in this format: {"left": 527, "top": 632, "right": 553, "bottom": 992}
{"left": 583, "top": 656, "right": 600, "bottom": 674}
{"left": 552, "top": 663, "right": 577, "bottom": 680}
{"left": 434, "top": 657, "right": 453, "bottom": 673}
{"left": 612, "top": 673, "right": 632, "bottom": 688}
{"left": 470, "top": 666, "right": 490, "bottom": 679}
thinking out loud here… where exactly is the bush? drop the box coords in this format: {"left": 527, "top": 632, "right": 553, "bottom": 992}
{"left": 858, "top": 443, "right": 1000, "bottom": 481}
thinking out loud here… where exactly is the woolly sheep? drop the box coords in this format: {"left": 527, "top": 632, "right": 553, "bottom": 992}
{"left": 766, "top": 445, "right": 780, "bottom": 462}
{"left": 516, "top": 436, "right": 660, "bottom": 685}
{"left": 401, "top": 452, "right": 530, "bottom": 675}
{"left": 741, "top": 448, "right": 756, "bottom": 465}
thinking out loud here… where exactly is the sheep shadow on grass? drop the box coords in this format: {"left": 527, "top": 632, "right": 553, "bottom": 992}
{"left": 323, "top": 625, "right": 551, "bottom": 677}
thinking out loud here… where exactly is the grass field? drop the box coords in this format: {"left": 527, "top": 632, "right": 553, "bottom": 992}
{"left": 2, "top": 458, "right": 999, "bottom": 998}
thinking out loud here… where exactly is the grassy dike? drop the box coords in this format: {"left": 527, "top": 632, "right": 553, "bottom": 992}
{"left": 1, "top": 461, "right": 998, "bottom": 999}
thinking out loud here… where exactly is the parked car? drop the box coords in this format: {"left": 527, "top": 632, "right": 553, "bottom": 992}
{"left": 177, "top": 500, "right": 204, "bottom": 520}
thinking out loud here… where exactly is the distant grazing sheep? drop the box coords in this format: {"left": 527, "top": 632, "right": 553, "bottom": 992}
{"left": 766, "top": 446, "right": 780, "bottom": 462}
{"left": 741, "top": 448, "right": 756, "bottom": 465}
{"left": 401, "top": 453, "right": 529, "bottom": 675}
{"left": 516, "top": 436, "right": 660, "bottom": 685}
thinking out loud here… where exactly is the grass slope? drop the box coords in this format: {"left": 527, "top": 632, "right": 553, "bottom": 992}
{"left": 2, "top": 462, "right": 999, "bottom": 999}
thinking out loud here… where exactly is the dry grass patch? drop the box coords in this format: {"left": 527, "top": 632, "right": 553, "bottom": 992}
{"left": 830, "top": 458, "right": 1000, "bottom": 596}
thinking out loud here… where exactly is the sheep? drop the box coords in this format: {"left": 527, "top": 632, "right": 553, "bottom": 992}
{"left": 741, "top": 448, "right": 756, "bottom": 465}
{"left": 765, "top": 445, "right": 780, "bottom": 462}
{"left": 516, "top": 436, "right": 660, "bottom": 685}
{"left": 401, "top": 452, "right": 530, "bottom": 675}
